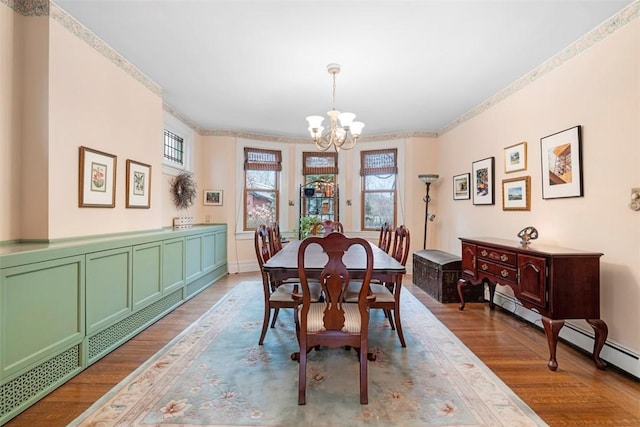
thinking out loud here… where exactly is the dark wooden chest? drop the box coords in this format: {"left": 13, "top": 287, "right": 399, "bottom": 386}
{"left": 412, "top": 250, "right": 483, "bottom": 303}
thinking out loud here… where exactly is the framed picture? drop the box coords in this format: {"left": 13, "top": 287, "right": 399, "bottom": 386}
{"left": 540, "top": 126, "right": 583, "bottom": 199}
{"left": 472, "top": 157, "right": 495, "bottom": 205}
{"left": 453, "top": 173, "right": 471, "bottom": 200}
{"left": 504, "top": 141, "right": 527, "bottom": 173}
{"left": 502, "top": 176, "right": 531, "bottom": 211}
{"left": 204, "top": 190, "right": 223, "bottom": 206}
{"left": 79, "top": 146, "right": 117, "bottom": 208}
{"left": 126, "top": 159, "right": 151, "bottom": 208}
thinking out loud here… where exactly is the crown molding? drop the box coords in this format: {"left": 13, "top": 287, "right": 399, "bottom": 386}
{"left": 11, "top": 0, "right": 639, "bottom": 141}
{"left": 438, "top": 0, "right": 640, "bottom": 135}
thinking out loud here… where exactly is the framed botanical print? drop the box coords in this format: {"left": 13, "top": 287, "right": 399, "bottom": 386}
{"left": 540, "top": 126, "right": 583, "bottom": 199}
{"left": 79, "top": 146, "right": 117, "bottom": 208}
{"left": 472, "top": 157, "right": 495, "bottom": 205}
{"left": 126, "top": 159, "right": 152, "bottom": 208}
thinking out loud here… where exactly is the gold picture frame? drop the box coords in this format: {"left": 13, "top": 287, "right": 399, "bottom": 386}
{"left": 79, "top": 146, "right": 117, "bottom": 208}
{"left": 502, "top": 176, "right": 531, "bottom": 211}
{"left": 504, "top": 141, "right": 527, "bottom": 173}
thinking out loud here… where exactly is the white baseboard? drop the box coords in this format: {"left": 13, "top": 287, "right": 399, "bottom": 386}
{"left": 227, "top": 260, "right": 258, "bottom": 274}
{"left": 493, "top": 290, "right": 640, "bottom": 380}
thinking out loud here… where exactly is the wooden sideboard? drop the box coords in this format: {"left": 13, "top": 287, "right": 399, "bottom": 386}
{"left": 457, "top": 237, "right": 607, "bottom": 371}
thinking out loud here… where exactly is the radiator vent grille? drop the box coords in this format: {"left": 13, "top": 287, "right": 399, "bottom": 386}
{"left": 88, "top": 291, "right": 182, "bottom": 362}
{"left": 1, "top": 346, "right": 80, "bottom": 419}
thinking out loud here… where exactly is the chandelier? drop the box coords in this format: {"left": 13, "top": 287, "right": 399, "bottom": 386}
{"left": 306, "top": 63, "right": 365, "bottom": 152}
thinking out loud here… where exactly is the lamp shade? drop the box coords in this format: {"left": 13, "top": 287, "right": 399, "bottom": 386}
{"left": 418, "top": 174, "right": 439, "bottom": 184}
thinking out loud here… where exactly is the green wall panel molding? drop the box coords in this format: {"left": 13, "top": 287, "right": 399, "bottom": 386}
{"left": 132, "top": 242, "right": 163, "bottom": 311}
{"left": 1, "top": 256, "right": 84, "bottom": 380}
{"left": 0, "top": 224, "right": 227, "bottom": 424}
{"left": 85, "top": 248, "right": 132, "bottom": 335}
{"left": 162, "top": 238, "right": 185, "bottom": 293}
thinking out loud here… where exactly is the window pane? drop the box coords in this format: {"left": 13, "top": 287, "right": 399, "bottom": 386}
{"left": 246, "top": 191, "right": 277, "bottom": 229}
{"left": 364, "top": 174, "right": 395, "bottom": 190}
{"left": 246, "top": 170, "right": 276, "bottom": 189}
{"left": 163, "top": 129, "right": 184, "bottom": 165}
{"left": 363, "top": 192, "right": 395, "bottom": 229}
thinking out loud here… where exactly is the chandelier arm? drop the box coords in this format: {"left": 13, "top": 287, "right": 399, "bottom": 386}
{"left": 339, "top": 136, "right": 358, "bottom": 151}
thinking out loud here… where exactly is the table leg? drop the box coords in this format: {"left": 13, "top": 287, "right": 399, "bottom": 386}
{"left": 541, "top": 317, "right": 564, "bottom": 371}
{"left": 586, "top": 319, "right": 608, "bottom": 370}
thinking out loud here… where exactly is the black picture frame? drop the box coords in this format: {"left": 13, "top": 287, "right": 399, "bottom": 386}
{"left": 472, "top": 157, "right": 495, "bottom": 205}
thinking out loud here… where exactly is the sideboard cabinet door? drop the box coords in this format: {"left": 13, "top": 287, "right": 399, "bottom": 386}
{"left": 518, "top": 253, "right": 546, "bottom": 308}
{"left": 460, "top": 242, "right": 477, "bottom": 280}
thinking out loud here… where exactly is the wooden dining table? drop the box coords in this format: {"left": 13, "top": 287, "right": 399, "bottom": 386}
{"left": 263, "top": 238, "right": 406, "bottom": 283}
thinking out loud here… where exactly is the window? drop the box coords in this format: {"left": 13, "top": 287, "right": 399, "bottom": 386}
{"left": 244, "top": 147, "right": 281, "bottom": 230}
{"left": 163, "top": 112, "right": 193, "bottom": 174}
{"left": 361, "top": 148, "right": 397, "bottom": 230}
{"left": 163, "top": 129, "right": 184, "bottom": 165}
{"left": 302, "top": 151, "right": 338, "bottom": 185}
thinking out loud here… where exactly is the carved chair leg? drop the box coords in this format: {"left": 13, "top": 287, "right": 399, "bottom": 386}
{"left": 394, "top": 303, "right": 406, "bottom": 348}
{"left": 270, "top": 308, "right": 280, "bottom": 328}
{"left": 298, "top": 346, "right": 307, "bottom": 405}
{"left": 360, "top": 346, "right": 369, "bottom": 404}
{"left": 259, "top": 307, "right": 270, "bottom": 345}
{"left": 385, "top": 309, "right": 395, "bottom": 330}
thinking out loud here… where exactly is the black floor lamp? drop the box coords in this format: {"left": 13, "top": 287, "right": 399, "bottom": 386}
{"left": 418, "top": 174, "right": 439, "bottom": 250}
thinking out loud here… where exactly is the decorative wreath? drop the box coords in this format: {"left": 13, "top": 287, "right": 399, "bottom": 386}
{"left": 170, "top": 172, "right": 197, "bottom": 210}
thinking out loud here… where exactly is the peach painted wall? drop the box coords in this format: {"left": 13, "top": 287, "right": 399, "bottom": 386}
{"left": 436, "top": 19, "right": 640, "bottom": 351}
{"left": 0, "top": 4, "right": 22, "bottom": 240}
{"left": 45, "top": 13, "right": 164, "bottom": 239}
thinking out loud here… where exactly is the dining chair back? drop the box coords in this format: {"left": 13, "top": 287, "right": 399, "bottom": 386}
{"left": 294, "top": 232, "right": 375, "bottom": 405}
{"left": 377, "top": 222, "right": 392, "bottom": 253}
{"left": 268, "top": 222, "right": 283, "bottom": 255}
{"left": 254, "top": 224, "right": 320, "bottom": 345}
{"left": 310, "top": 220, "right": 344, "bottom": 236}
{"left": 345, "top": 224, "right": 410, "bottom": 347}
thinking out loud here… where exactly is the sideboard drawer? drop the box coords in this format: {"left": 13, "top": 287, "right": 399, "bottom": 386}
{"left": 477, "top": 260, "right": 518, "bottom": 284}
{"left": 477, "top": 246, "right": 517, "bottom": 267}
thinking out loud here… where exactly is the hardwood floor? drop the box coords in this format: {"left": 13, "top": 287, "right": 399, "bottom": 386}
{"left": 6, "top": 272, "right": 640, "bottom": 426}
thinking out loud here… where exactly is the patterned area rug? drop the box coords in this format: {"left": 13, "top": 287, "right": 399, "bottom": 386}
{"left": 70, "top": 282, "right": 548, "bottom": 426}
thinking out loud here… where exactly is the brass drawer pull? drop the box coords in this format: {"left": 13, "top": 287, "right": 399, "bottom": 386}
{"left": 501, "top": 269, "right": 509, "bottom": 277}
{"left": 481, "top": 250, "right": 488, "bottom": 257}
{"left": 501, "top": 254, "right": 508, "bottom": 262}
{"left": 481, "top": 263, "right": 489, "bottom": 271}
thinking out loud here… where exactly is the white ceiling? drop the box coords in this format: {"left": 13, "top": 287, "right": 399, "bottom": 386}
{"left": 55, "top": 0, "right": 634, "bottom": 138}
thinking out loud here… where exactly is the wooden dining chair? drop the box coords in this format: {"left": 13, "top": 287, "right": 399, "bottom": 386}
{"left": 267, "top": 222, "right": 283, "bottom": 255}
{"left": 292, "top": 233, "right": 375, "bottom": 405}
{"left": 310, "top": 220, "right": 344, "bottom": 236}
{"left": 254, "top": 224, "right": 321, "bottom": 345}
{"left": 345, "top": 225, "right": 410, "bottom": 347}
{"left": 377, "top": 222, "right": 392, "bottom": 253}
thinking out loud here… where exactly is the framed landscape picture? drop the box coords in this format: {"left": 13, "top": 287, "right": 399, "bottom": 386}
{"left": 502, "top": 176, "right": 531, "bottom": 211}
{"left": 453, "top": 173, "right": 470, "bottom": 200}
{"left": 79, "top": 146, "right": 117, "bottom": 208}
{"left": 126, "top": 159, "right": 152, "bottom": 208}
{"left": 504, "top": 141, "right": 527, "bottom": 173}
{"left": 472, "top": 157, "right": 495, "bottom": 205}
{"left": 540, "top": 126, "right": 583, "bottom": 199}
{"left": 204, "top": 190, "right": 223, "bottom": 206}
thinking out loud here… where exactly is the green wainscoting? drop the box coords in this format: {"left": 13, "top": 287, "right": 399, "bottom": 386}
{"left": 0, "top": 225, "right": 227, "bottom": 424}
